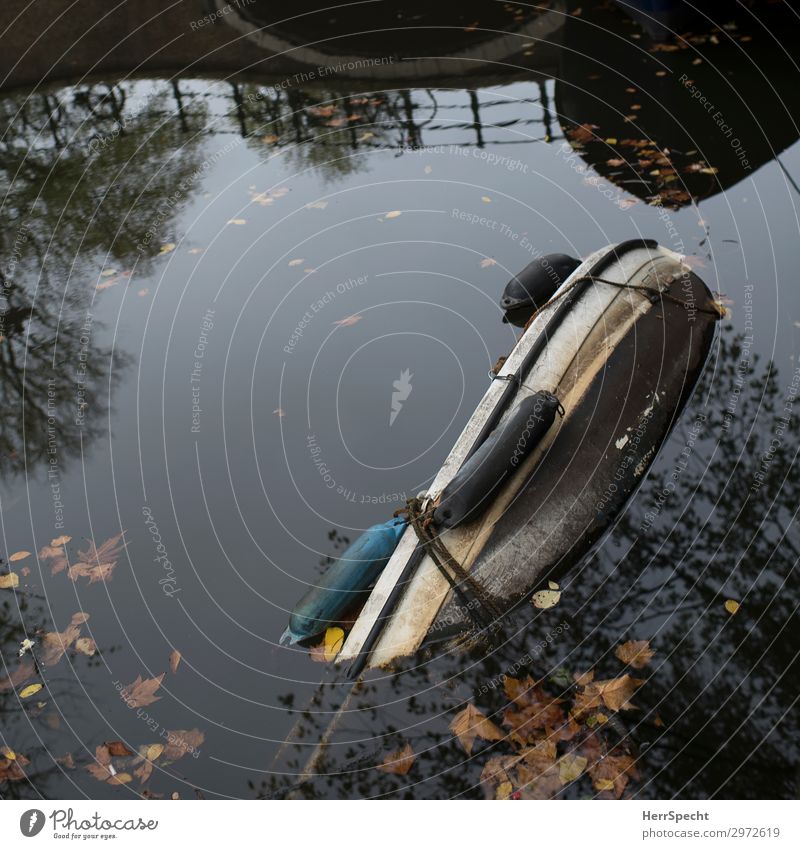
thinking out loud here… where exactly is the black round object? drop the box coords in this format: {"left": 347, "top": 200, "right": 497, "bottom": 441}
{"left": 500, "top": 254, "right": 581, "bottom": 312}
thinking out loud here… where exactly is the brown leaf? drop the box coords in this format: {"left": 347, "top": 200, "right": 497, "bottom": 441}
{"left": 57, "top": 752, "right": 76, "bottom": 769}
{"left": 75, "top": 637, "right": 96, "bottom": 657}
{"left": 450, "top": 703, "right": 504, "bottom": 755}
{"left": 134, "top": 759, "right": 154, "bottom": 784}
{"left": 616, "top": 640, "right": 655, "bottom": 669}
{"left": 9, "top": 550, "right": 31, "bottom": 562}
{"left": 71, "top": 612, "right": 90, "bottom": 625}
{"left": 51, "top": 535, "right": 72, "bottom": 547}
{"left": 68, "top": 562, "right": 115, "bottom": 584}
{"left": 169, "top": 650, "right": 182, "bottom": 674}
{"left": 332, "top": 314, "right": 362, "bottom": 327}
{"left": 0, "top": 659, "right": 35, "bottom": 693}
{"left": 120, "top": 674, "right": 165, "bottom": 708}
{"left": 377, "top": 742, "right": 415, "bottom": 775}
{"left": 106, "top": 741, "right": 134, "bottom": 757}
{"left": 588, "top": 751, "right": 637, "bottom": 798}
{"left": 594, "top": 675, "right": 644, "bottom": 712}
{"left": 161, "top": 729, "right": 204, "bottom": 761}
{"left": 39, "top": 624, "right": 81, "bottom": 666}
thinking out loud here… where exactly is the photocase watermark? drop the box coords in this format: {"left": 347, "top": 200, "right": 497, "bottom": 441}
{"left": 190, "top": 307, "right": 215, "bottom": 434}
{"left": 137, "top": 137, "right": 243, "bottom": 253}
{"left": 750, "top": 365, "right": 800, "bottom": 494}
{"left": 389, "top": 369, "right": 413, "bottom": 426}
{"left": 306, "top": 433, "right": 406, "bottom": 504}
{"left": 189, "top": 0, "right": 256, "bottom": 31}
{"left": 142, "top": 506, "right": 180, "bottom": 596}
{"left": 283, "top": 274, "right": 368, "bottom": 355}
{"left": 722, "top": 283, "right": 754, "bottom": 431}
{"left": 640, "top": 412, "right": 706, "bottom": 531}
{"left": 679, "top": 74, "right": 751, "bottom": 170}
{"left": 474, "top": 622, "right": 571, "bottom": 696}
{"left": 21, "top": 807, "right": 158, "bottom": 836}
{"left": 46, "top": 379, "right": 66, "bottom": 531}
{"left": 74, "top": 312, "right": 93, "bottom": 427}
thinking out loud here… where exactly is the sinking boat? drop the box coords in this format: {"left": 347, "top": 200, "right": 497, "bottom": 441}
{"left": 338, "top": 239, "right": 720, "bottom": 674}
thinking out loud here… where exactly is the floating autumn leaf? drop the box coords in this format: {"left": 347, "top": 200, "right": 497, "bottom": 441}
{"left": 108, "top": 772, "right": 133, "bottom": 785}
{"left": 377, "top": 742, "right": 415, "bottom": 775}
{"left": 480, "top": 257, "right": 497, "bottom": 268}
{"left": 188, "top": 247, "right": 205, "bottom": 254}
{"left": 724, "top": 599, "right": 740, "bottom": 614}
{"left": 18, "top": 638, "right": 35, "bottom": 657}
{"left": 384, "top": 210, "right": 402, "bottom": 219}
{"left": 71, "top": 612, "right": 90, "bottom": 625}
{"left": 106, "top": 741, "right": 134, "bottom": 757}
{"left": 273, "top": 408, "right": 286, "bottom": 418}
{"left": 169, "top": 650, "right": 182, "bottom": 674}
{"left": 0, "top": 751, "right": 28, "bottom": 782}
{"left": 424, "top": 165, "right": 433, "bottom": 174}
{"left": 227, "top": 218, "right": 246, "bottom": 225}
{"left": 138, "top": 288, "right": 150, "bottom": 297}
{"left": 567, "top": 123, "right": 598, "bottom": 144}
{"left": 158, "top": 243, "right": 176, "bottom": 255}
{"left": 594, "top": 675, "right": 644, "bottom": 712}
{"left": 19, "top": 683, "right": 43, "bottom": 699}
{"left": 481, "top": 196, "right": 492, "bottom": 203}
{"left": 450, "top": 703, "right": 504, "bottom": 755}
{"left": 615, "top": 640, "right": 655, "bottom": 669}
{"left": 306, "top": 200, "right": 328, "bottom": 210}
{"left": 322, "top": 627, "right": 345, "bottom": 662}
{"left": 69, "top": 532, "right": 126, "bottom": 584}
{"left": 161, "top": 729, "right": 204, "bottom": 762}
{"left": 332, "top": 314, "right": 363, "bottom": 327}
{"left": 121, "top": 673, "right": 165, "bottom": 708}
{"left": 75, "top": 637, "right": 97, "bottom": 657}
{"left": 39, "top": 542, "right": 69, "bottom": 575}
{"left": 39, "top": 623, "right": 81, "bottom": 665}
{"left": 145, "top": 743, "right": 164, "bottom": 762}
{"left": 134, "top": 759, "right": 154, "bottom": 784}
{"left": 558, "top": 753, "right": 588, "bottom": 785}
{"left": 0, "top": 660, "right": 35, "bottom": 693}
{"left": 57, "top": 752, "right": 76, "bottom": 769}
{"left": 0, "top": 572, "right": 19, "bottom": 589}
{"left": 588, "top": 751, "right": 637, "bottom": 797}
{"left": 9, "top": 550, "right": 31, "bottom": 562}
{"left": 532, "top": 588, "right": 561, "bottom": 609}
{"left": 51, "top": 535, "right": 71, "bottom": 547}
{"left": 288, "top": 258, "right": 304, "bottom": 266}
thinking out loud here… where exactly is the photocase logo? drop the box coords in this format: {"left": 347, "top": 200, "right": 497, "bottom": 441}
{"left": 389, "top": 369, "right": 413, "bottom": 426}
{"left": 20, "top": 810, "right": 46, "bottom": 837}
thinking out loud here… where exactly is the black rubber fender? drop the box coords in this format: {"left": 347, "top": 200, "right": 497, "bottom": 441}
{"left": 433, "top": 391, "right": 561, "bottom": 529}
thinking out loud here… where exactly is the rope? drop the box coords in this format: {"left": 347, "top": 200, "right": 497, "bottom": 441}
{"left": 524, "top": 273, "right": 724, "bottom": 330}
{"left": 402, "top": 497, "right": 504, "bottom": 635}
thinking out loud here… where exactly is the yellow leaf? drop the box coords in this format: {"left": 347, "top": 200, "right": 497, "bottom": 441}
{"left": 323, "top": 627, "right": 345, "bottom": 662}
{"left": 605, "top": 137, "right": 618, "bottom": 144}
{"left": 288, "top": 258, "right": 304, "bottom": 266}
{"left": 0, "top": 572, "right": 20, "bottom": 589}
{"left": 9, "top": 551, "right": 31, "bottom": 562}
{"left": 595, "top": 778, "right": 615, "bottom": 791}
{"left": 158, "top": 243, "right": 176, "bottom": 255}
{"left": 51, "top": 535, "right": 72, "bottom": 547}
{"left": 450, "top": 703, "right": 503, "bottom": 755}
{"left": 227, "top": 218, "right": 246, "bottom": 225}
{"left": 558, "top": 753, "right": 587, "bottom": 784}
{"left": 145, "top": 744, "right": 164, "bottom": 762}
{"left": 724, "top": 599, "right": 740, "bottom": 614}
{"left": 108, "top": 772, "right": 132, "bottom": 785}
{"left": 19, "top": 683, "right": 43, "bottom": 699}
{"left": 384, "top": 210, "right": 402, "bottom": 219}
{"left": 532, "top": 589, "right": 561, "bottom": 609}
{"left": 101, "top": 269, "right": 117, "bottom": 277}
{"left": 496, "top": 781, "right": 513, "bottom": 799}
{"left": 481, "top": 196, "right": 492, "bottom": 203}
{"left": 2, "top": 747, "right": 16, "bottom": 760}
{"left": 548, "top": 580, "right": 559, "bottom": 590}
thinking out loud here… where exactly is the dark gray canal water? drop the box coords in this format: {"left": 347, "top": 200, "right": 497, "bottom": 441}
{"left": 1, "top": 0, "right": 799, "bottom": 799}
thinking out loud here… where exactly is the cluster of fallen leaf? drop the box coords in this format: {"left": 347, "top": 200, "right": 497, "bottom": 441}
{"left": 565, "top": 124, "right": 720, "bottom": 209}
{"left": 377, "top": 639, "right": 658, "bottom": 799}
{"left": 83, "top": 729, "right": 203, "bottom": 791}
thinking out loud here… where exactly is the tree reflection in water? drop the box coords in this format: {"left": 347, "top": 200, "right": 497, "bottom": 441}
{"left": 259, "top": 331, "right": 799, "bottom": 800}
